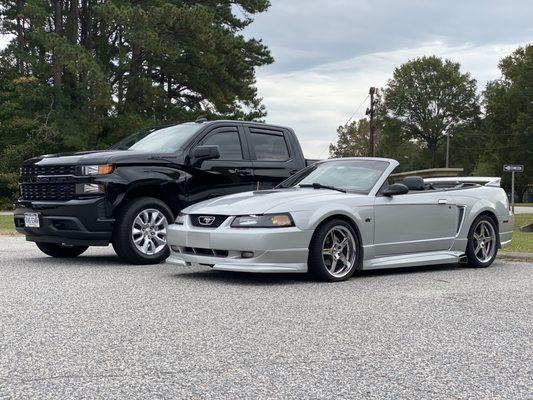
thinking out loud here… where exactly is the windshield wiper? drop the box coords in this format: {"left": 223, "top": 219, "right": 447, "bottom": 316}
{"left": 299, "top": 183, "right": 346, "bottom": 193}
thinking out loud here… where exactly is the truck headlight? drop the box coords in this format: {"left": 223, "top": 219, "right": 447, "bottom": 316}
{"left": 231, "top": 213, "right": 294, "bottom": 228}
{"left": 80, "top": 164, "right": 114, "bottom": 175}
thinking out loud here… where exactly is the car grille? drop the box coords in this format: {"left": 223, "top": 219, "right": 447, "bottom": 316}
{"left": 19, "top": 164, "right": 77, "bottom": 201}
{"left": 189, "top": 215, "right": 229, "bottom": 228}
{"left": 182, "top": 247, "right": 229, "bottom": 257}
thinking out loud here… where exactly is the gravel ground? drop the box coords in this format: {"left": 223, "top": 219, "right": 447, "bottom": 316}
{"left": 0, "top": 237, "right": 531, "bottom": 400}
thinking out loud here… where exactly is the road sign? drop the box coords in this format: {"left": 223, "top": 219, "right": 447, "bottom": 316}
{"left": 503, "top": 164, "right": 524, "bottom": 173}
{"left": 503, "top": 164, "right": 524, "bottom": 213}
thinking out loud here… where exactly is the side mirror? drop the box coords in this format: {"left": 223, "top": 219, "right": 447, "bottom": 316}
{"left": 191, "top": 145, "right": 220, "bottom": 166}
{"left": 382, "top": 183, "right": 409, "bottom": 197}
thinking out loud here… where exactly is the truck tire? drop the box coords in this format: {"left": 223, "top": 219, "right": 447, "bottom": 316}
{"left": 36, "top": 242, "right": 88, "bottom": 258}
{"left": 112, "top": 197, "right": 174, "bottom": 265}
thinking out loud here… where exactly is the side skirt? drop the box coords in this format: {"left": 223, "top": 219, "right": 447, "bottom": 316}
{"left": 362, "top": 251, "right": 464, "bottom": 270}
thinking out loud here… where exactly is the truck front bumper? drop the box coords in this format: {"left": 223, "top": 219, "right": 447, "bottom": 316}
{"left": 14, "top": 197, "right": 114, "bottom": 246}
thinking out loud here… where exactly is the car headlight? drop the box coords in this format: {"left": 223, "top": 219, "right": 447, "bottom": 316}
{"left": 80, "top": 164, "right": 114, "bottom": 175}
{"left": 175, "top": 213, "right": 186, "bottom": 225}
{"left": 231, "top": 213, "right": 294, "bottom": 228}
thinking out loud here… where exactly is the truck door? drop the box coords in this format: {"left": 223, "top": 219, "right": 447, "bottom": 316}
{"left": 186, "top": 126, "right": 254, "bottom": 203}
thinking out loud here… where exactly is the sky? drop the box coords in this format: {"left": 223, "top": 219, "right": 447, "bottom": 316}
{"left": 1, "top": 1, "right": 532, "bottom": 158}
{"left": 244, "top": 0, "right": 533, "bottom": 157}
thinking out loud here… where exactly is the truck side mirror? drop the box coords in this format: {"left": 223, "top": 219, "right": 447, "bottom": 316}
{"left": 382, "top": 183, "right": 409, "bottom": 197}
{"left": 191, "top": 145, "right": 220, "bottom": 166}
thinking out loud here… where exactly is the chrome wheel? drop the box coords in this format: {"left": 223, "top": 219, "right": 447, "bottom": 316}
{"left": 131, "top": 209, "right": 168, "bottom": 256}
{"left": 321, "top": 226, "right": 357, "bottom": 278}
{"left": 473, "top": 220, "right": 496, "bottom": 263}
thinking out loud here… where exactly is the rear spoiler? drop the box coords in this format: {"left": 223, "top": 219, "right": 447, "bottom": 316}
{"left": 424, "top": 177, "right": 501, "bottom": 187}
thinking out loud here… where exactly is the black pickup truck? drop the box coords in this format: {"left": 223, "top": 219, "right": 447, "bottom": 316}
{"left": 14, "top": 119, "right": 315, "bottom": 264}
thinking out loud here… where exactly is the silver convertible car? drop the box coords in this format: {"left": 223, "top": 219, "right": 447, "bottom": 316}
{"left": 166, "top": 158, "right": 514, "bottom": 281}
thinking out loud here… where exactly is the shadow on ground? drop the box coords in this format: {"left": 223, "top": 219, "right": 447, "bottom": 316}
{"left": 170, "top": 263, "right": 474, "bottom": 286}
{"left": 29, "top": 254, "right": 132, "bottom": 268}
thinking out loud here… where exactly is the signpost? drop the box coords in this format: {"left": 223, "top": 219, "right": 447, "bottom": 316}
{"left": 503, "top": 164, "right": 524, "bottom": 213}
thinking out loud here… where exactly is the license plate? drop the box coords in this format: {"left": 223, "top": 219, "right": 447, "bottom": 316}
{"left": 24, "top": 213, "right": 40, "bottom": 228}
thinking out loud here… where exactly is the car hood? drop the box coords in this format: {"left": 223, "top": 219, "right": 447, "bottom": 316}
{"left": 183, "top": 188, "right": 365, "bottom": 215}
{"left": 24, "top": 150, "right": 182, "bottom": 166}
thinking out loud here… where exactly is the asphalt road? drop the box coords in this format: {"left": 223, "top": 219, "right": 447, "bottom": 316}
{"left": 0, "top": 237, "right": 532, "bottom": 400}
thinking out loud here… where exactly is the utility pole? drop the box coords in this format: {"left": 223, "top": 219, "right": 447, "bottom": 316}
{"left": 366, "top": 87, "right": 378, "bottom": 157}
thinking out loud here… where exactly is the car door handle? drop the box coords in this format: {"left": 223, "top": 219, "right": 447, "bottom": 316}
{"left": 437, "top": 199, "right": 448, "bottom": 205}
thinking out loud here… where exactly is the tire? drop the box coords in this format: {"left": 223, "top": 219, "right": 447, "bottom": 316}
{"left": 465, "top": 215, "right": 498, "bottom": 268}
{"left": 112, "top": 197, "right": 174, "bottom": 265}
{"left": 36, "top": 242, "right": 88, "bottom": 258}
{"left": 308, "top": 219, "right": 360, "bottom": 282}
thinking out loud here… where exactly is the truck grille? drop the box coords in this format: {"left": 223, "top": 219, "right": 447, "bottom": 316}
{"left": 19, "top": 165, "right": 77, "bottom": 201}
{"left": 19, "top": 183, "right": 76, "bottom": 201}
{"left": 20, "top": 165, "right": 77, "bottom": 177}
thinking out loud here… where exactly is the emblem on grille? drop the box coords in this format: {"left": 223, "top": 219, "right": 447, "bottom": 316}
{"left": 198, "top": 216, "right": 216, "bottom": 226}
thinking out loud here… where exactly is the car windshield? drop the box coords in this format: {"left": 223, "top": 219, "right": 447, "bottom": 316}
{"left": 110, "top": 123, "right": 202, "bottom": 152}
{"left": 282, "top": 160, "right": 389, "bottom": 194}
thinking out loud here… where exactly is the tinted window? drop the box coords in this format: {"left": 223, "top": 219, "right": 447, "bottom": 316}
{"left": 203, "top": 131, "right": 243, "bottom": 160}
{"left": 252, "top": 133, "right": 289, "bottom": 161}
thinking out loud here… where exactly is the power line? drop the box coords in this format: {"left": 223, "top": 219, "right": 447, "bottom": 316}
{"left": 318, "top": 94, "right": 370, "bottom": 158}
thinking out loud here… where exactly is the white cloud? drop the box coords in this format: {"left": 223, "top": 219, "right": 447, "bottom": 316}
{"left": 257, "top": 40, "right": 524, "bottom": 158}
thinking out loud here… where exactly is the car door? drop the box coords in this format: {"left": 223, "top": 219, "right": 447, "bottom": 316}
{"left": 247, "top": 127, "right": 301, "bottom": 190}
{"left": 186, "top": 126, "right": 254, "bottom": 203}
{"left": 373, "top": 191, "right": 460, "bottom": 256}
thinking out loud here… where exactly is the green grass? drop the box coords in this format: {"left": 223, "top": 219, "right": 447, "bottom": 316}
{"left": 0, "top": 214, "right": 16, "bottom": 235}
{"left": 502, "top": 213, "right": 533, "bottom": 253}
{"left": 517, "top": 203, "right": 533, "bottom": 207}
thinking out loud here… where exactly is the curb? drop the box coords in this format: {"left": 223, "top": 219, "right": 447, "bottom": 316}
{"left": 498, "top": 252, "right": 533, "bottom": 263}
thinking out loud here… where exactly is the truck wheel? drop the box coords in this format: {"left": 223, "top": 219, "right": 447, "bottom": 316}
{"left": 112, "top": 197, "right": 174, "bottom": 265}
{"left": 36, "top": 242, "right": 88, "bottom": 258}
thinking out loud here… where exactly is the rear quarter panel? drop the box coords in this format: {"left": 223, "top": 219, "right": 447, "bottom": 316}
{"left": 449, "top": 186, "right": 513, "bottom": 252}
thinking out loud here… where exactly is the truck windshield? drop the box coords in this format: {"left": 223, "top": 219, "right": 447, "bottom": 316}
{"left": 280, "top": 160, "right": 389, "bottom": 194}
{"left": 111, "top": 123, "right": 202, "bottom": 152}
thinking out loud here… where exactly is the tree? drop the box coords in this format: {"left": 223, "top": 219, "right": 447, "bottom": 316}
{"left": 376, "top": 118, "right": 428, "bottom": 172}
{"left": 477, "top": 45, "right": 533, "bottom": 200}
{"left": 329, "top": 119, "right": 370, "bottom": 158}
{"left": 381, "top": 56, "right": 480, "bottom": 167}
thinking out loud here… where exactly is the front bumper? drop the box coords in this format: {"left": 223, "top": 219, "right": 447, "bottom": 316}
{"left": 14, "top": 197, "right": 113, "bottom": 246}
{"left": 166, "top": 216, "right": 313, "bottom": 273}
